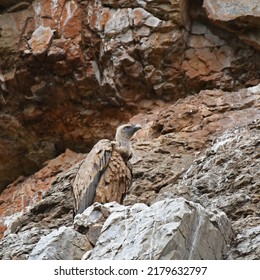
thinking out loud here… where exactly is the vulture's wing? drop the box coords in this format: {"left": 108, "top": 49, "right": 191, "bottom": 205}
{"left": 72, "top": 139, "right": 113, "bottom": 215}
{"left": 94, "top": 148, "right": 132, "bottom": 205}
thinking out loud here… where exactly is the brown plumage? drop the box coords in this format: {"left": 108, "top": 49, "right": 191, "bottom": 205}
{"left": 72, "top": 124, "right": 142, "bottom": 215}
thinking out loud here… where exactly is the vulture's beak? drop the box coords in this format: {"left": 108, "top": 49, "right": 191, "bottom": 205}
{"left": 133, "top": 124, "right": 142, "bottom": 132}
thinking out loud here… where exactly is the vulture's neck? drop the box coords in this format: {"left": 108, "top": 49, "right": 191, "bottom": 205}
{"left": 114, "top": 135, "right": 132, "bottom": 160}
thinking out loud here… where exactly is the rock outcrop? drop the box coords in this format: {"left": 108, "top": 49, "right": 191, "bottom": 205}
{"left": 28, "top": 226, "right": 91, "bottom": 260}
{"left": 0, "top": 0, "right": 259, "bottom": 260}
{"left": 0, "top": 0, "right": 259, "bottom": 189}
{"left": 203, "top": 0, "right": 260, "bottom": 50}
{"left": 0, "top": 150, "right": 84, "bottom": 259}
{"left": 0, "top": 89, "right": 258, "bottom": 259}
{"left": 127, "top": 85, "right": 259, "bottom": 205}
{"left": 81, "top": 199, "right": 232, "bottom": 260}
{"left": 170, "top": 120, "right": 260, "bottom": 260}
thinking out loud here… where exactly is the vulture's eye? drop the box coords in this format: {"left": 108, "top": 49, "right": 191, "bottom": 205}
{"left": 124, "top": 125, "right": 132, "bottom": 130}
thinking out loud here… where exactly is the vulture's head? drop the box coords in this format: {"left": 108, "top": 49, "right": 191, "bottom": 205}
{"left": 115, "top": 124, "right": 142, "bottom": 143}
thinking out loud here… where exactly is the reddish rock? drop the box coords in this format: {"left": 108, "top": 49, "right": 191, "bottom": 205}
{"left": 0, "top": 0, "right": 259, "bottom": 193}
{"left": 28, "top": 26, "right": 54, "bottom": 56}
{"left": 59, "top": 0, "right": 81, "bottom": 39}
{"left": 0, "top": 149, "right": 85, "bottom": 238}
{"left": 0, "top": 224, "right": 7, "bottom": 240}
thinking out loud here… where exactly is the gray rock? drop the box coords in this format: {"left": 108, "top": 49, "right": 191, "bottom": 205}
{"left": 203, "top": 0, "right": 260, "bottom": 49}
{"left": 0, "top": 162, "right": 78, "bottom": 259}
{"left": 29, "top": 226, "right": 91, "bottom": 260}
{"left": 73, "top": 202, "right": 124, "bottom": 245}
{"left": 170, "top": 119, "right": 260, "bottom": 259}
{"left": 227, "top": 225, "right": 260, "bottom": 260}
{"left": 204, "top": 0, "right": 260, "bottom": 21}
{"left": 0, "top": 227, "right": 50, "bottom": 260}
{"left": 84, "top": 198, "right": 233, "bottom": 260}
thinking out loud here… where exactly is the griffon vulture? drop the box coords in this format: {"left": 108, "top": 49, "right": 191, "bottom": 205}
{"left": 72, "top": 124, "right": 142, "bottom": 215}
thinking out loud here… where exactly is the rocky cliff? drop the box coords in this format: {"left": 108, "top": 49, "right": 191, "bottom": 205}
{"left": 0, "top": 0, "right": 259, "bottom": 259}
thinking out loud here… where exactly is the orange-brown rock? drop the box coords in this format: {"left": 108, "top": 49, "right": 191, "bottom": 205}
{"left": 0, "top": 225, "right": 7, "bottom": 240}
{"left": 0, "top": 149, "right": 85, "bottom": 238}
{"left": 0, "top": 0, "right": 259, "bottom": 190}
{"left": 28, "top": 26, "right": 54, "bottom": 56}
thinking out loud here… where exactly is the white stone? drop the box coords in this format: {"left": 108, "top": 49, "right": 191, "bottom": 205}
{"left": 28, "top": 226, "right": 90, "bottom": 260}
{"left": 104, "top": 9, "right": 131, "bottom": 36}
{"left": 85, "top": 198, "right": 233, "bottom": 260}
{"left": 144, "top": 16, "right": 161, "bottom": 28}
{"left": 248, "top": 83, "right": 260, "bottom": 94}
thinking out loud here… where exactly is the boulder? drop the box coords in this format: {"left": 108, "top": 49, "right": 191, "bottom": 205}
{"left": 167, "top": 119, "right": 260, "bottom": 259}
{"left": 28, "top": 226, "right": 91, "bottom": 260}
{"left": 0, "top": 227, "right": 50, "bottom": 260}
{"left": 84, "top": 198, "right": 233, "bottom": 260}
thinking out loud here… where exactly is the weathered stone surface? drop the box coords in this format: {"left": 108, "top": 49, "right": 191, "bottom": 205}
{"left": 203, "top": 0, "right": 260, "bottom": 50}
{"left": 182, "top": 21, "right": 259, "bottom": 89}
{"left": 84, "top": 199, "right": 232, "bottom": 260}
{"left": 0, "top": 0, "right": 31, "bottom": 10}
{"left": 0, "top": 0, "right": 259, "bottom": 191}
{"left": 74, "top": 202, "right": 122, "bottom": 246}
{"left": 0, "top": 0, "right": 259, "bottom": 261}
{"left": 28, "top": 226, "right": 91, "bottom": 260}
{"left": 228, "top": 226, "right": 260, "bottom": 260}
{"left": 164, "top": 120, "right": 260, "bottom": 259}
{"left": 0, "top": 149, "right": 84, "bottom": 239}
{"left": 28, "top": 26, "right": 54, "bottom": 56}
{"left": 84, "top": 0, "right": 188, "bottom": 99}
{"left": 0, "top": 227, "right": 50, "bottom": 260}
{"left": 204, "top": 0, "right": 260, "bottom": 21}
{"left": 5, "top": 1, "right": 31, "bottom": 13}
{"left": 0, "top": 150, "right": 85, "bottom": 258}
{"left": 126, "top": 85, "right": 260, "bottom": 205}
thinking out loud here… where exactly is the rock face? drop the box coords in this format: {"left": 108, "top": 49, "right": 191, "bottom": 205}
{"left": 28, "top": 226, "right": 91, "bottom": 260}
{"left": 127, "top": 85, "right": 259, "bottom": 205}
{"left": 0, "top": 149, "right": 85, "bottom": 240}
{"left": 0, "top": 86, "right": 259, "bottom": 259}
{"left": 0, "top": 1, "right": 31, "bottom": 10}
{"left": 0, "top": 0, "right": 259, "bottom": 189}
{"left": 203, "top": 0, "right": 260, "bottom": 50}
{"left": 0, "top": 151, "right": 85, "bottom": 259}
{"left": 82, "top": 199, "right": 232, "bottom": 260}
{"left": 171, "top": 120, "right": 260, "bottom": 260}
{"left": 0, "top": 0, "right": 259, "bottom": 260}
